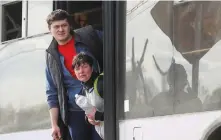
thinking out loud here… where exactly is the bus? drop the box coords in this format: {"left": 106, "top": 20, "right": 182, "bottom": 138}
{"left": 0, "top": 1, "right": 221, "bottom": 140}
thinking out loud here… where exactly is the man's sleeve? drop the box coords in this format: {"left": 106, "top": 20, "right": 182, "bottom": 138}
{"left": 45, "top": 64, "right": 59, "bottom": 109}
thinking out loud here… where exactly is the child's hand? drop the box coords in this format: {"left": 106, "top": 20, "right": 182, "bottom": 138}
{"left": 86, "top": 107, "right": 96, "bottom": 120}
{"left": 88, "top": 117, "right": 100, "bottom": 125}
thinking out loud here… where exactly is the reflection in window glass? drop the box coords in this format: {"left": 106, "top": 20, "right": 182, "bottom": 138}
{"left": 0, "top": 38, "right": 50, "bottom": 134}
{"left": 122, "top": 1, "right": 221, "bottom": 120}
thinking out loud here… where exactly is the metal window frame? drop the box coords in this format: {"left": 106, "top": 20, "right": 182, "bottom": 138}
{"left": 0, "top": 0, "right": 28, "bottom": 43}
{"left": 103, "top": 1, "right": 126, "bottom": 140}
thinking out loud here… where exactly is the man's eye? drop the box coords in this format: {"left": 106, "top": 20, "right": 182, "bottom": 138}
{"left": 53, "top": 26, "right": 59, "bottom": 29}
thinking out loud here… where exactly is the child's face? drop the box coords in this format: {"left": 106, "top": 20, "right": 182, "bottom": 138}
{"left": 74, "top": 63, "right": 93, "bottom": 82}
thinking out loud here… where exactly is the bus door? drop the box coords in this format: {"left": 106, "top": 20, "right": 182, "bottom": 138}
{"left": 102, "top": 1, "right": 126, "bottom": 140}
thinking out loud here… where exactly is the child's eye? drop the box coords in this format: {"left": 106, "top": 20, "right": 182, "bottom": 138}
{"left": 75, "top": 67, "right": 80, "bottom": 71}
{"left": 83, "top": 65, "right": 89, "bottom": 68}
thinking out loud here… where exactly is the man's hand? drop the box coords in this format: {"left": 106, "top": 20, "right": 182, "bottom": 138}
{"left": 51, "top": 125, "right": 61, "bottom": 140}
{"left": 49, "top": 108, "right": 61, "bottom": 139}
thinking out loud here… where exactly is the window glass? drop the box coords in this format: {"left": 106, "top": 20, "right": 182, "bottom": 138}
{"left": 1, "top": 1, "right": 22, "bottom": 42}
{"left": 122, "top": 1, "right": 221, "bottom": 120}
{"left": 0, "top": 34, "right": 51, "bottom": 134}
{"left": 124, "top": 1, "right": 174, "bottom": 119}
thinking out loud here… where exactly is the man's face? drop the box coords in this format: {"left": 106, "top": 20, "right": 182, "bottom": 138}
{"left": 49, "top": 19, "right": 71, "bottom": 43}
{"left": 74, "top": 63, "right": 93, "bottom": 82}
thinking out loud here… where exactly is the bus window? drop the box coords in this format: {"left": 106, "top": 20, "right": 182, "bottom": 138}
{"left": 120, "top": 0, "right": 221, "bottom": 120}
{"left": 1, "top": 1, "right": 22, "bottom": 42}
{"left": 122, "top": 1, "right": 174, "bottom": 119}
{"left": 0, "top": 35, "right": 51, "bottom": 135}
{"left": 117, "top": 1, "right": 221, "bottom": 140}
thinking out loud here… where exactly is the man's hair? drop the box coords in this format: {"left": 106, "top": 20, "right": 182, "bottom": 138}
{"left": 72, "top": 52, "right": 94, "bottom": 69}
{"left": 46, "top": 9, "right": 73, "bottom": 28}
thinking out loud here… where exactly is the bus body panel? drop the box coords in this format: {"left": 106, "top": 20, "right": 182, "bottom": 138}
{"left": 0, "top": 1, "right": 221, "bottom": 140}
{"left": 0, "top": 129, "right": 51, "bottom": 140}
{"left": 119, "top": 111, "right": 221, "bottom": 140}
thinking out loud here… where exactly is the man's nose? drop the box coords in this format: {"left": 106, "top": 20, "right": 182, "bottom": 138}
{"left": 58, "top": 26, "right": 64, "bottom": 31}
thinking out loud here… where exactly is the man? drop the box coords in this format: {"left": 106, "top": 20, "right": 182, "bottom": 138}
{"left": 45, "top": 9, "right": 103, "bottom": 140}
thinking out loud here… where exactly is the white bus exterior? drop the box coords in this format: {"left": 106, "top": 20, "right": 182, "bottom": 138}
{"left": 0, "top": 1, "right": 221, "bottom": 140}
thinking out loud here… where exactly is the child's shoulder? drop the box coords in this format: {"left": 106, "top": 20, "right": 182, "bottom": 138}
{"left": 94, "top": 73, "right": 104, "bottom": 98}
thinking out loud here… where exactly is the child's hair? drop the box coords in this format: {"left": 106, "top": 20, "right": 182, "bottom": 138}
{"left": 72, "top": 52, "right": 94, "bottom": 69}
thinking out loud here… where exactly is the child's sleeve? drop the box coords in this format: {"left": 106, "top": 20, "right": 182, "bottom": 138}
{"left": 95, "top": 111, "right": 104, "bottom": 121}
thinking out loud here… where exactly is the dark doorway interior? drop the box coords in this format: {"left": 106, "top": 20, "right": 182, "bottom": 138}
{"left": 53, "top": 1, "right": 102, "bottom": 30}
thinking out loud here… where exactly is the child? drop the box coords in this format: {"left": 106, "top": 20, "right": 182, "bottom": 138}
{"left": 72, "top": 52, "right": 104, "bottom": 139}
